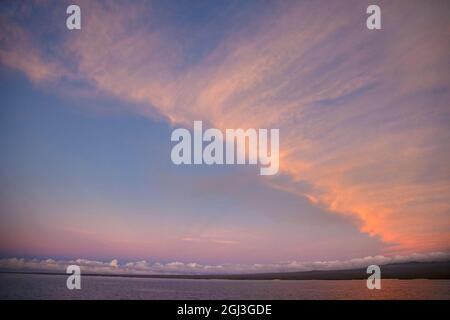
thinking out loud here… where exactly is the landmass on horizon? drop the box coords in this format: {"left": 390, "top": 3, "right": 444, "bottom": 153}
{"left": 2, "top": 261, "right": 449, "bottom": 280}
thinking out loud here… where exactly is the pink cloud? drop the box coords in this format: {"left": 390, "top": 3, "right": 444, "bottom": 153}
{"left": 1, "top": 0, "right": 449, "bottom": 254}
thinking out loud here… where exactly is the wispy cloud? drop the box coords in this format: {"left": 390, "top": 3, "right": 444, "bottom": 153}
{"left": 1, "top": 0, "right": 449, "bottom": 254}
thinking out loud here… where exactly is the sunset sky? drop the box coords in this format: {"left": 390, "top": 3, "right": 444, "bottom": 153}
{"left": 0, "top": 0, "right": 449, "bottom": 273}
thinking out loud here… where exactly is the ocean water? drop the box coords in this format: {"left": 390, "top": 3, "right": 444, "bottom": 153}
{"left": 0, "top": 273, "right": 449, "bottom": 300}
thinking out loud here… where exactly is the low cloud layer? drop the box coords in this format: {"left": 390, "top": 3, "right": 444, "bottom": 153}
{"left": 1, "top": 252, "right": 448, "bottom": 275}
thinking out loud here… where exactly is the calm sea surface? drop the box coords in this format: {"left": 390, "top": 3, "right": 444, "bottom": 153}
{"left": 0, "top": 273, "right": 449, "bottom": 299}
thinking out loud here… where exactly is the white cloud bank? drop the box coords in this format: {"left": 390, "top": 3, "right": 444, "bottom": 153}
{"left": 0, "top": 252, "right": 449, "bottom": 275}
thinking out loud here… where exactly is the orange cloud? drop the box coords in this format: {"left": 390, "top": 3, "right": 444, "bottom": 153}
{"left": 1, "top": 0, "right": 449, "bottom": 254}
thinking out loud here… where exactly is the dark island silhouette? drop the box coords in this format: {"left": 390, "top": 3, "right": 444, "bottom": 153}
{"left": 2, "top": 260, "right": 449, "bottom": 280}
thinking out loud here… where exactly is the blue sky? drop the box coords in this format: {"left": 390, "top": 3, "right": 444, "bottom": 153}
{"left": 0, "top": 58, "right": 382, "bottom": 264}
{"left": 0, "top": 0, "right": 449, "bottom": 273}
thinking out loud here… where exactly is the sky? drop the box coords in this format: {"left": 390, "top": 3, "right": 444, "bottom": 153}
{"left": 0, "top": 0, "right": 449, "bottom": 274}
